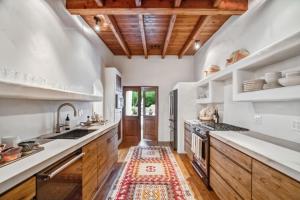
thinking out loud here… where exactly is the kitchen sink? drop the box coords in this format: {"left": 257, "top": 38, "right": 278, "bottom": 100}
{"left": 47, "top": 129, "right": 97, "bottom": 139}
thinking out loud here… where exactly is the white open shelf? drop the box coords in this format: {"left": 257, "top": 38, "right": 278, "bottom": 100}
{"left": 0, "top": 80, "right": 103, "bottom": 101}
{"left": 196, "top": 31, "right": 300, "bottom": 103}
{"left": 233, "top": 85, "right": 300, "bottom": 102}
{"left": 196, "top": 81, "right": 224, "bottom": 104}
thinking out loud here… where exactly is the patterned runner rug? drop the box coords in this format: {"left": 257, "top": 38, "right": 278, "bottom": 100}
{"left": 107, "top": 146, "right": 194, "bottom": 200}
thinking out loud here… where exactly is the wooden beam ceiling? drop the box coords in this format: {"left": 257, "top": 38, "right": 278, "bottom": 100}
{"left": 103, "top": 15, "right": 131, "bottom": 58}
{"left": 67, "top": 0, "right": 247, "bottom": 58}
{"left": 179, "top": 16, "right": 210, "bottom": 58}
{"left": 68, "top": 8, "right": 245, "bottom": 16}
{"left": 162, "top": 0, "right": 182, "bottom": 58}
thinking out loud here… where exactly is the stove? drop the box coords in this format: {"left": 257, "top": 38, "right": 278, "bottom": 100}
{"left": 191, "top": 121, "right": 248, "bottom": 188}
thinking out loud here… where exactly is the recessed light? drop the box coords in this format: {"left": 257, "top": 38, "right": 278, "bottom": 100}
{"left": 194, "top": 40, "right": 201, "bottom": 50}
{"left": 94, "top": 16, "right": 101, "bottom": 32}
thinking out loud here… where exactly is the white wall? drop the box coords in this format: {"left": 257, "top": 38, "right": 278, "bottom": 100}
{"left": 113, "top": 56, "right": 194, "bottom": 141}
{"left": 0, "top": 0, "right": 113, "bottom": 140}
{"left": 194, "top": 0, "right": 300, "bottom": 142}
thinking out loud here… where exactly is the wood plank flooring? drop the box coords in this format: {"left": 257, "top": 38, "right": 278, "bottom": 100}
{"left": 95, "top": 140, "right": 219, "bottom": 200}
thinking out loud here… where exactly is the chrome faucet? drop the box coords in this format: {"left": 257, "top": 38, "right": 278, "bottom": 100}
{"left": 56, "top": 103, "right": 77, "bottom": 133}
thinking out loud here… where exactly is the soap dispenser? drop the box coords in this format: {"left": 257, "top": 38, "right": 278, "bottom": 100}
{"left": 65, "top": 114, "right": 70, "bottom": 130}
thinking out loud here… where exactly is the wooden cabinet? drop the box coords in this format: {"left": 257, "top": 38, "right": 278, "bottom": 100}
{"left": 184, "top": 122, "right": 193, "bottom": 160}
{"left": 0, "top": 177, "right": 36, "bottom": 200}
{"left": 210, "top": 137, "right": 252, "bottom": 172}
{"left": 83, "top": 127, "right": 118, "bottom": 200}
{"left": 210, "top": 136, "right": 300, "bottom": 200}
{"left": 252, "top": 160, "right": 300, "bottom": 200}
{"left": 210, "top": 147, "right": 251, "bottom": 200}
{"left": 97, "top": 128, "right": 118, "bottom": 189}
{"left": 210, "top": 168, "right": 242, "bottom": 200}
{"left": 82, "top": 139, "right": 98, "bottom": 200}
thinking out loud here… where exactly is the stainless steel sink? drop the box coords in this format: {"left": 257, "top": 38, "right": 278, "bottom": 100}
{"left": 47, "top": 129, "right": 97, "bottom": 139}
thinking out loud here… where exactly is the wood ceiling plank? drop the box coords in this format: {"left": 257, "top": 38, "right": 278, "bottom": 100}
{"left": 68, "top": 8, "right": 245, "bottom": 16}
{"left": 138, "top": 15, "right": 148, "bottom": 58}
{"left": 179, "top": 15, "right": 210, "bottom": 58}
{"left": 103, "top": 15, "right": 131, "bottom": 58}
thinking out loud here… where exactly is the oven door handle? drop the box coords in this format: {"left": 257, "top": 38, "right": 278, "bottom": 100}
{"left": 37, "top": 152, "right": 85, "bottom": 180}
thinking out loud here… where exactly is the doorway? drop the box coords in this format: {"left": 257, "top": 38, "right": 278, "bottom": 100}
{"left": 122, "top": 86, "right": 158, "bottom": 144}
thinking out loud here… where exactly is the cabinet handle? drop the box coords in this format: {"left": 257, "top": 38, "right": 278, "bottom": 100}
{"left": 37, "top": 152, "right": 85, "bottom": 180}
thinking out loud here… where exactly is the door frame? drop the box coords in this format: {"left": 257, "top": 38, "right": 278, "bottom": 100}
{"left": 122, "top": 86, "right": 159, "bottom": 143}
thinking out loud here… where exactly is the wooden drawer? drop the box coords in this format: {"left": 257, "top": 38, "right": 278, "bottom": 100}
{"left": 210, "top": 168, "right": 242, "bottom": 200}
{"left": 0, "top": 177, "right": 36, "bottom": 200}
{"left": 210, "top": 147, "right": 251, "bottom": 200}
{"left": 210, "top": 137, "right": 252, "bottom": 172}
{"left": 252, "top": 160, "right": 300, "bottom": 200}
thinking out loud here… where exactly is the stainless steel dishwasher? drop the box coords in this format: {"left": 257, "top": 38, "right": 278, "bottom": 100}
{"left": 36, "top": 150, "right": 85, "bottom": 200}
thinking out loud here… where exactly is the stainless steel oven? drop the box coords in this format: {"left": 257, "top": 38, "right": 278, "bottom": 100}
{"left": 191, "top": 127, "right": 210, "bottom": 187}
{"left": 36, "top": 150, "right": 84, "bottom": 200}
{"left": 191, "top": 122, "right": 248, "bottom": 188}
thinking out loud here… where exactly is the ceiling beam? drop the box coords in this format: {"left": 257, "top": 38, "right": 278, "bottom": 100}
{"left": 103, "top": 15, "right": 131, "bottom": 58}
{"left": 178, "top": 16, "right": 209, "bottom": 58}
{"left": 213, "top": 0, "right": 222, "bottom": 7}
{"left": 135, "top": 0, "right": 142, "bottom": 7}
{"left": 174, "top": 0, "right": 182, "bottom": 7}
{"left": 95, "top": 0, "right": 104, "bottom": 7}
{"left": 68, "top": 8, "right": 245, "bottom": 16}
{"left": 162, "top": 0, "right": 182, "bottom": 58}
{"left": 138, "top": 15, "right": 148, "bottom": 59}
{"left": 162, "top": 15, "right": 176, "bottom": 58}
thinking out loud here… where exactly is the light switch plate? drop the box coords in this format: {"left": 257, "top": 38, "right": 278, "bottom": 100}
{"left": 254, "top": 114, "right": 262, "bottom": 125}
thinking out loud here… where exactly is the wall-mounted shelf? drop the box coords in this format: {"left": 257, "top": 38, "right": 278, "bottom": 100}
{"left": 196, "top": 31, "right": 300, "bottom": 103}
{"left": 0, "top": 80, "right": 103, "bottom": 101}
{"left": 197, "top": 31, "right": 300, "bottom": 85}
{"left": 233, "top": 85, "right": 300, "bottom": 102}
{"left": 196, "top": 81, "right": 224, "bottom": 104}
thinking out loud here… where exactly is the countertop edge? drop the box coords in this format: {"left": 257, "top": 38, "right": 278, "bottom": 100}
{"left": 209, "top": 131, "right": 300, "bottom": 182}
{"left": 0, "top": 122, "right": 118, "bottom": 194}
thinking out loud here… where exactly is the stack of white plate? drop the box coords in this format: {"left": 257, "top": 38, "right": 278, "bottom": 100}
{"left": 243, "top": 79, "right": 265, "bottom": 92}
{"left": 263, "top": 72, "right": 282, "bottom": 90}
{"left": 279, "top": 71, "right": 300, "bottom": 87}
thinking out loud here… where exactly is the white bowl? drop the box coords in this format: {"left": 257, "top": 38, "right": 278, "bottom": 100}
{"left": 265, "top": 72, "right": 282, "bottom": 83}
{"left": 286, "top": 71, "right": 300, "bottom": 78}
{"left": 278, "top": 76, "right": 300, "bottom": 87}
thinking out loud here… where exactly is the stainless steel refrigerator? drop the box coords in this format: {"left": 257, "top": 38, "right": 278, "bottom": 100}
{"left": 169, "top": 89, "right": 178, "bottom": 150}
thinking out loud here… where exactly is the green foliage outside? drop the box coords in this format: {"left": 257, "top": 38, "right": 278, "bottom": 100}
{"left": 144, "top": 91, "right": 156, "bottom": 107}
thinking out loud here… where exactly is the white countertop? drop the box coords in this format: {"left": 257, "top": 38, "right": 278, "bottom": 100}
{"left": 0, "top": 122, "right": 118, "bottom": 194}
{"left": 210, "top": 131, "right": 300, "bottom": 182}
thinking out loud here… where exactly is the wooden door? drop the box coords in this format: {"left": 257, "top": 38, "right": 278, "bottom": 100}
{"left": 142, "top": 87, "right": 158, "bottom": 141}
{"left": 123, "top": 87, "right": 141, "bottom": 144}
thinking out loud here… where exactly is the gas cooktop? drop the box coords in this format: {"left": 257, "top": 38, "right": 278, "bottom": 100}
{"left": 193, "top": 121, "right": 248, "bottom": 136}
{"left": 200, "top": 121, "right": 249, "bottom": 131}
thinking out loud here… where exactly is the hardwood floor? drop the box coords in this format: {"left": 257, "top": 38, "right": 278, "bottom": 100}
{"left": 95, "top": 140, "right": 219, "bottom": 200}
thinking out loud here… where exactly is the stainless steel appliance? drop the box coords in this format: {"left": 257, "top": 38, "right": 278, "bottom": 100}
{"left": 36, "top": 150, "right": 84, "bottom": 200}
{"left": 191, "top": 121, "right": 248, "bottom": 188}
{"left": 169, "top": 89, "right": 178, "bottom": 150}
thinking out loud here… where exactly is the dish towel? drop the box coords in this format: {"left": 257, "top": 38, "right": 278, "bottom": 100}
{"left": 191, "top": 133, "right": 203, "bottom": 160}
